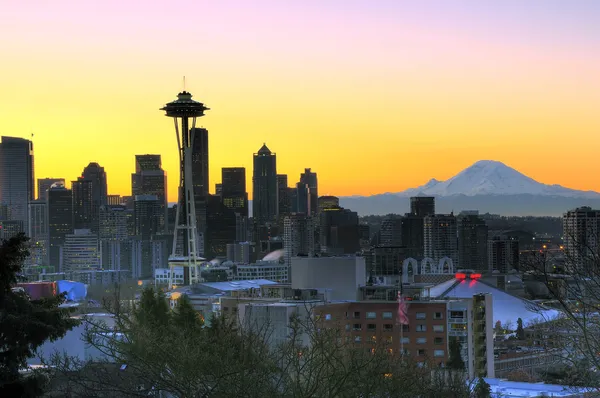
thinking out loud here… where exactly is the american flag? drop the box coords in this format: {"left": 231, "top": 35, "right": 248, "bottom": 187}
{"left": 397, "top": 291, "right": 409, "bottom": 325}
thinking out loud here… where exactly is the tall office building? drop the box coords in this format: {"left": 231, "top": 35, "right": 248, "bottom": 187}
{"left": 299, "top": 168, "right": 318, "bottom": 215}
{"left": 457, "top": 211, "right": 488, "bottom": 271}
{"left": 47, "top": 182, "right": 73, "bottom": 271}
{"left": 277, "top": 174, "right": 291, "bottom": 216}
{"left": 410, "top": 196, "right": 435, "bottom": 217}
{"left": 221, "top": 167, "right": 248, "bottom": 217}
{"left": 134, "top": 195, "right": 161, "bottom": 240}
{"left": 319, "top": 205, "right": 360, "bottom": 255}
{"left": 252, "top": 144, "right": 278, "bottom": 224}
{"left": 76, "top": 162, "right": 108, "bottom": 234}
{"left": 131, "top": 154, "right": 168, "bottom": 232}
{"left": 28, "top": 200, "right": 49, "bottom": 267}
{"left": 563, "top": 207, "right": 600, "bottom": 268}
{"left": 400, "top": 215, "right": 426, "bottom": 259}
{"left": 205, "top": 194, "right": 237, "bottom": 259}
{"left": 99, "top": 205, "right": 131, "bottom": 272}
{"left": 107, "top": 195, "right": 122, "bottom": 205}
{"left": 38, "top": 178, "right": 64, "bottom": 200}
{"left": 283, "top": 213, "right": 316, "bottom": 268}
{"left": 318, "top": 196, "right": 339, "bottom": 212}
{"left": 424, "top": 213, "right": 458, "bottom": 267}
{"left": 63, "top": 229, "right": 100, "bottom": 271}
{"left": 72, "top": 179, "right": 93, "bottom": 230}
{"left": 190, "top": 128, "right": 209, "bottom": 255}
{"left": 379, "top": 215, "right": 403, "bottom": 246}
{"left": 295, "top": 182, "right": 310, "bottom": 214}
{"left": 0, "top": 136, "right": 34, "bottom": 234}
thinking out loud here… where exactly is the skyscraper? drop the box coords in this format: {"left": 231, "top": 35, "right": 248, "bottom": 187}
{"left": 410, "top": 197, "right": 435, "bottom": 217}
{"left": 252, "top": 144, "right": 278, "bottom": 224}
{"left": 72, "top": 179, "right": 93, "bottom": 230}
{"left": 47, "top": 182, "right": 73, "bottom": 271}
{"left": 63, "top": 229, "right": 100, "bottom": 271}
{"left": 295, "top": 182, "right": 310, "bottom": 214}
{"left": 299, "top": 168, "right": 318, "bottom": 215}
{"left": 221, "top": 167, "right": 248, "bottom": 217}
{"left": 191, "top": 127, "right": 209, "bottom": 197}
{"left": 379, "top": 215, "right": 403, "bottom": 246}
{"left": 79, "top": 162, "right": 108, "bottom": 234}
{"left": 277, "top": 174, "right": 291, "bottom": 216}
{"left": 424, "top": 214, "right": 458, "bottom": 267}
{"left": 488, "top": 236, "right": 519, "bottom": 273}
{"left": 28, "top": 200, "right": 48, "bottom": 268}
{"left": 319, "top": 205, "right": 360, "bottom": 255}
{"left": 38, "top": 178, "right": 64, "bottom": 200}
{"left": 131, "top": 154, "right": 168, "bottom": 232}
{"left": 457, "top": 211, "right": 488, "bottom": 271}
{"left": 0, "top": 136, "right": 34, "bottom": 234}
{"left": 284, "top": 213, "right": 316, "bottom": 268}
{"left": 205, "top": 194, "right": 237, "bottom": 259}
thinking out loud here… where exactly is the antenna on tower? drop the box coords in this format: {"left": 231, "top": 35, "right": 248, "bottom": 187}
{"left": 183, "top": 76, "right": 186, "bottom": 91}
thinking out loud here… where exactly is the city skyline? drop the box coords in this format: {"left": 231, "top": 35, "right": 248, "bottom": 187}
{"left": 1, "top": 1, "right": 599, "bottom": 200}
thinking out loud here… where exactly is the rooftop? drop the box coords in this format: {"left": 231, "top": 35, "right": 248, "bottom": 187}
{"left": 430, "top": 276, "right": 560, "bottom": 325}
{"left": 483, "top": 377, "right": 594, "bottom": 397}
{"left": 200, "top": 279, "right": 277, "bottom": 292}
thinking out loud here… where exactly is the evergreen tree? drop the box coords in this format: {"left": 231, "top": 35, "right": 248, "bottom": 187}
{"left": 447, "top": 337, "right": 465, "bottom": 370}
{"left": 473, "top": 377, "right": 491, "bottom": 398}
{"left": 516, "top": 317, "right": 525, "bottom": 340}
{"left": 0, "top": 233, "right": 79, "bottom": 396}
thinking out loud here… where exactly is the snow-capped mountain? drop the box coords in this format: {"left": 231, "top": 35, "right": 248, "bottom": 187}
{"left": 399, "top": 160, "right": 600, "bottom": 198}
{"left": 339, "top": 160, "right": 600, "bottom": 216}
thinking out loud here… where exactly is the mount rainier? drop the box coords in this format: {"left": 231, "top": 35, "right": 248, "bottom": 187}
{"left": 340, "top": 160, "right": 600, "bottom": 216}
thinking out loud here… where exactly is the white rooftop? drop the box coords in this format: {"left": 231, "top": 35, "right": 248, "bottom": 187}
{"left": 200, "top": 279, "right": 277, "bottom": 292}
{"left": 430, "top": 277, "right": 560, "bottom": 326}
{"left": 483, "top": 377, "right": 594, "bottom": 397}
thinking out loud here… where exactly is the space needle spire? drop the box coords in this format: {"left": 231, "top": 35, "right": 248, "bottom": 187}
{"left": 160, "top": 90, "right": 209, "bottom": 287}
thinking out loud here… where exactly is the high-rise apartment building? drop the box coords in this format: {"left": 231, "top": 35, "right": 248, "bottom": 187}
{"left": 284, "top": 213, "right": 316, "bottom": 268}
{"left": 252, "top": 144, "right": 278, "bottom": 224}
{"left": 205, "top": 194, "right": 237, "bottom": 259}
{"left": 457, "top": 211, "right": 488, "bottom": 271}
{"left": 563, "top": 207, "right": 600, "bottom": 268}
{"left": 299, "top": 168, "right": 318, "bottom": 215}
{"left": 47, "top": 183, "right": 73, "bottom": 271}
{"left": 99, "top": 204, "right": 131, "bottom": 272}
{"left": 488, "top": 236, "right": 520, "bottom": 273}
{"left": 131, "top": 154, "right": 168, "bottom": 232}
{"left": 134, "top": 195, "right": 161, "bottom": 240}
{"left": 410, "top": 196, "right": 435, "bottom": 217}
{"left": 400, "top": 215, "right": 426, "bottom": 259}
{"left": 38, "top": 178, "right": 64, "bottom": 200}
{"left": 0, "top": 136, "right": 34, "bottom": 234}
{"left": 221, "top": 167, "right": 248, "bottom": 217}
{"left": 424, "top": 214, "right": 458, "bottom": 267}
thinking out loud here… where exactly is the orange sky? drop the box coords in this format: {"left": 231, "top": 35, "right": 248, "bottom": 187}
{"left": 1, "top": 1, "right": 599, "bottom": 201}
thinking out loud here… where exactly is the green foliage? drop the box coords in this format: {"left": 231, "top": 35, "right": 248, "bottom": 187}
{"left": 473, "top": 377, "right": 491, "bottom": 398}
{"left": 447, "top": 337, "right": 466, "bottom": 370}
{"left": 0, "top": 233, "right": 79, "bottom": 397}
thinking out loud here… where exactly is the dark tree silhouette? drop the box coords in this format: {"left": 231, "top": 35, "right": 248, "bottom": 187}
{"left": 0, "top": 233, "right": 79, "bottom": 397}
{"left": 446, "top": 337, "right": 465, "bottom": 371}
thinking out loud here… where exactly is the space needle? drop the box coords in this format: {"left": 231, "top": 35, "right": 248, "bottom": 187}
{"left": 161, "top": 90, "right": 209, "bottom": 287}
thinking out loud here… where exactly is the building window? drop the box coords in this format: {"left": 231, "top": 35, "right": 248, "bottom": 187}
{"left": 345, "top": 324, "right": 350, "bottom": 331}
{"left": 416, "top": 312, "right": 426, "bottom": 320}
{"left": 450, "top": 310, "right": 464, "bottom": 319}
{"left": 367, "top": 324, "right": 376, "bottom": 331}
{"left": 416, "top": 337, "right": 427, "bottom": 344}
{"left": 383, "top": 324, "right": 393, "bottom": 332}
{"left": 417, "top": 349, "right": 426, "bottom": 356}
{"left": 434, "top": 312, "right": 443, "bottom": 320}
{"left": 433, "top": 325, "right": 444, "bottom": 332}
{"left": 402, "top": 324, "right": 410, "bottom": 332}
{"left": 401, "top": 337, "right": 410, "bottom": 344}
{"left": 325, "top": 314, "right": 332, "bottom": 321}
{"left": 386, "top": 336, "right": 393, "bottom": 344}
{"left": 434, "top": 350, "right": 445, "bottom": 357}
{"left": 434, "top": 337, "right": 444, "bottom": 345}
{"left": 450, "top": 323, "right": 467, "bottom": 332}
{"left": 353, "top": 311, "right": 361, "bottom": 319}
{"left": 353, "top": 323, "right": 362, "bottom": 331}
{"left": 354, "top": 336, "right": 362, "bottom": 343}
{"left": 416, "top": 324, "right": 427, "bottom": 332}
{"left": 366, "top": 312, "right": 376, "bottom": 319}
{"left": 382, "top": 311, "right": 393, "bottom": 319}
